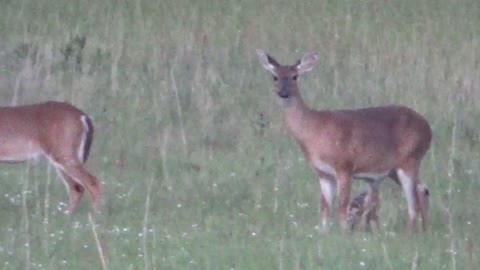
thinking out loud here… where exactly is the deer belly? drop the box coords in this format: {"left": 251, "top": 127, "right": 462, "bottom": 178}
{"left": 313, "top": 157, "right": 390, "bottom": 182}
{"left": 353, "top": 171, "right": 390, "bottom": 182}
{"left": 0, "top": 139, "right": 42, "bottom": 162}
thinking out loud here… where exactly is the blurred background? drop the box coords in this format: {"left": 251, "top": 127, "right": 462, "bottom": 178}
{"left": 0, "top": 0, "right": 478, "bottom": 269}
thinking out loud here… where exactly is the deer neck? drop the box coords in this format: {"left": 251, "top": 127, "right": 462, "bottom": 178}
{"left": 281, "top": 94, "right": 314, "bottom": 141}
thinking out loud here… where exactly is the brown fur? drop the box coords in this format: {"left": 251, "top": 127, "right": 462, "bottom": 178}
{"left": 257, "top": 49, "right": 432, "bottom": 233}
{"left": 348, "top": 189, "right": 380, "bottom": 231}
{"left": 348, "top": 183, "right": 430, "bottom": 232}
{"left": 0, "top": 101, "right": 102, "bottom": 214}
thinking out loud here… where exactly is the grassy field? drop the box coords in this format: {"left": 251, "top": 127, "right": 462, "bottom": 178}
{"left": 0, "top": 0, "right": 479, "bottom": 269}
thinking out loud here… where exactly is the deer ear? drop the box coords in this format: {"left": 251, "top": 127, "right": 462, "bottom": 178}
{"left": 256, "top": 49, "right": 279, "bottom": 76}
{"left": 296, "top": 51, "right": 319, "bottom": 74}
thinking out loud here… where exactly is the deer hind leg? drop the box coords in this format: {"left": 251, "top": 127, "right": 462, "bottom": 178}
{"left": 55, "top": 168, "right": 85, "bottom": 214}
{"left": 397, "top": 167, "right": 419, "bottom": 233}
{"left": 61, "top": 162, "right": 101, "bottom": 213}
{"left": 48, "top": 153, "right": 101, "bottom": 213}
{"left": 416, "top": 183, "right": 430, "bottom": 231}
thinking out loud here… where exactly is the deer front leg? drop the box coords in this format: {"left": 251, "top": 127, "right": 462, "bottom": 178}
{"left": 317, "top": 175, "right": 336, "bottom": 233}
{"left": 360, "top": 205, "right": 380, "bottom": 232}
{"left": 359, "top": 211, "right": 370, "bottom": 231}
{"left": 364, "top": 185, "right": 381, "bottom": 232}
{"left": 336, "top": 171, "right": 353, "bottom": 231}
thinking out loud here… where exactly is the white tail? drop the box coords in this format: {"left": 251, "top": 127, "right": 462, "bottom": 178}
{"left": 0, "top": 101, "right": 101, "bottom": 214}
{"left": 256, "top": 49, "right": 432, "bottom": 232}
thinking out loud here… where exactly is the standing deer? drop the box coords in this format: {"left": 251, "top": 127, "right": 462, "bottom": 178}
{"left": 0, "top": 101, "right": 101, "bottom": 214}
{"left": 256, "top": 49, "right": 432, "bottom": 233}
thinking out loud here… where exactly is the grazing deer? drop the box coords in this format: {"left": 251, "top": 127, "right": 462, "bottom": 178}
{"left": 348, "top": 188, "right": 380, "bottom": 231}
{"left": 0, "top": 101, "right": 101, "bottom": 214}
{"left": 348, "top": 182, "right": 430, "bottom": 232}
{"left": 256, "top": 49, "right": 432, "bottom": 233}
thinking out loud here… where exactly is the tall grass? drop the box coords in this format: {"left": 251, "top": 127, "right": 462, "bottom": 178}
{"left": 0, "top": 0, "right": 479, "bottom": 269}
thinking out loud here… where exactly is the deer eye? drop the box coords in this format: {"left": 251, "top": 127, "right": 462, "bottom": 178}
{"left": 292, "top": 75, "right": 298, "bottom": 80}
{"left": 272, "top": 76, "right": 278, "bottom": 81}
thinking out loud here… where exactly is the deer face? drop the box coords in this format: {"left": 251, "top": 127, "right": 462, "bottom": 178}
{"left": 272, "top": 66, "right": 300, "bottom": 99}
{"left": 256, "top": 49, "right": 319, "bottom": 99}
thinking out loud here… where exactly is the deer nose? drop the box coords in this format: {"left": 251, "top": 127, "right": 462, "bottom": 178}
{"left": 278, "top": 82, "right": 290, "bottom": 98}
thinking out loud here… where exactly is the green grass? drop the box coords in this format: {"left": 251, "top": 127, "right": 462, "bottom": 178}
{"left": 0, "top": 0, "right": 479, "bottom": 269}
